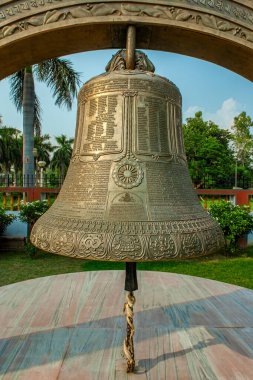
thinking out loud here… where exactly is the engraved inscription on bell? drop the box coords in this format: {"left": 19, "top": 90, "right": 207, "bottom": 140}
{"left": 81, "top": 94, "right": 123, "bottom": 156}
{"left": 55, "top": 161, "right": 111, "bottom": 220}
{"left": 137, "top": 96, "right": 168, "bottom": 155}
{"left": 108, "top": 192, "right": 147, "bottom": 221}
{"left": 31, "top": 50, "right": 225, "bottom": 261}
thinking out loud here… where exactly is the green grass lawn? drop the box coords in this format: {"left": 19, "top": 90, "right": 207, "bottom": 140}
{"left": 1, "top": 248, "right": 253, "bottom": 289}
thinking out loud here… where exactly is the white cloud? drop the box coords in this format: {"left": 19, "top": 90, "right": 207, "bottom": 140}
{"left": 184, "top": 105, "right": 202, "bottom": 119}
{"left": 183, "top": 98, "right": 244, "bottom": 130}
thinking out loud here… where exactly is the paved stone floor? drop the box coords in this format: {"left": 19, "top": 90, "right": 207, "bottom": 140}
{"left": 1, "top": 270, "right": 253, "bottom": 379}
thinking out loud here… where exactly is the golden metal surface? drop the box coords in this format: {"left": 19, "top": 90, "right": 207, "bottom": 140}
{"left": 2, "top": 1, "right": 253, "bottom": 81}
{"left": 126, "top": 25, "right": 136, "bottom": 70}
{"left": 31, "top": 51, "right": 224, "bottom": 261}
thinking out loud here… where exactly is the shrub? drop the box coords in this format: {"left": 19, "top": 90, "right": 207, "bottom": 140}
{"left": 19, "top": 200, "right": 49, "bottom": 226}
{"left": 19, "top": 200, "right": 50, "bottom": 257}
{"left": 0, "top": 207, "right": 16, "bottom": 234}
{"left": 209, "top": 200, "right": 253, "bottom": 253}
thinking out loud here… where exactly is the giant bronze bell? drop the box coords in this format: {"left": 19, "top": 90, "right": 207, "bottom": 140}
{"left": 31, "top": 50, "right": 224, "bottom": 261}
{"left": 31, "top": 42, "right": 224, "bottom": 373}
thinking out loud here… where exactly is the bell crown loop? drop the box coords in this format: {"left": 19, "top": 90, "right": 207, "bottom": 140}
{"left": 105, "top": 49, "right": 155, "bottom": 73}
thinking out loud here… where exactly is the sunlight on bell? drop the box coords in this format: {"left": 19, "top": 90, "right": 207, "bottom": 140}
{"left": 31, "top": 50, "right": 224, "bottom": 261}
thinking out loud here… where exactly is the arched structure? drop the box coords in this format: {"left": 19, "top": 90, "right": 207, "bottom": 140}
{"left": 1, "top": 0, "right": 253, "bottom": 80}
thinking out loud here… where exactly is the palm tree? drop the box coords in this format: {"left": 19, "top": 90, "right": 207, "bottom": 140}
{"left": 34, "top": 133, "right": 54, "bottom": 186}
{"left": 9, "top": 59, "right": 81, "bottom": 187}
{"left": 0, "top": 125, "right": 22, "bottom": 185}
{"left": 34, "top": 133, "right": 54, "bottom": 167}
{"left": 51, "top": 135, "right": 74, "bottom": 181}
{"left": 12, "top": 133, "right": 23, "bottom": 186}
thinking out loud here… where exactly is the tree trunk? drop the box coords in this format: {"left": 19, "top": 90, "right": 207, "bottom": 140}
{"left": 60, "top": 162, "right": 65, "bottom": 183}
{"left": 13, "top": 168, "right": 17, "bottom": 187}
{"left": 23, "top": 68, "right": 35, "bottom": 188}
{"left": 4, "top": 169, "right": 10, "bottom": 187}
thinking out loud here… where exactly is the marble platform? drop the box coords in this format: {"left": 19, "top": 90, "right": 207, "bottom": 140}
{"left": 1, "top": 270, "right": 253, "bottom": 379}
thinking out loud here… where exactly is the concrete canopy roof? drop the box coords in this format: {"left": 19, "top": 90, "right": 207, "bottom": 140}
{"left": 1, "top": 0, "right": 253, "bottom": 80}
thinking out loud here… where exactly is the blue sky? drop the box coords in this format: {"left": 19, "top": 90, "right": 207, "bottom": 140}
{"left": 0, "top": 49, "right": 253, "bottom": 139}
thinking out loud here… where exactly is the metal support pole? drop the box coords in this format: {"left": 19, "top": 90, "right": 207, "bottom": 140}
{"left": 126, "top": 25, "right": 136, "bottom": 70}
{"left": 125, "top": 262, "right": 138, "bottom": 291}
{"left": 122, "top": 26, "right": 137, "bottom": 373}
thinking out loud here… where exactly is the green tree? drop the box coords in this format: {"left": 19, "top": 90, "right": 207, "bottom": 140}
{"left": 231, "top": 112, "right": 253, "bottom": 168}
{"left": 0, "top": 207, "right": 16, "bottom": 234}
{"left": 183, "top": 111, "right": 234, "bottom": 188}
{"left": 0, "top": 125, "right": 22, "bottom": 184}
{"left": 19, "top": 200, "right": 49, "bottom": 227}
{"left": 9, "top": 59, "right": 81, "bottom": 187}
{"left": 34, "top": 133, "right": 53, "bottom": 167}
{"left": 12, "top": 132, "right": 23, "bottom": 184}
{"left": 19, "top": 200, "right": 50, "bottom": 257}
{"left": 51, "top": 134, "right": 74, "bottom": 179}
{"left": 209, "top": 201, "right": 253, "bottom": 253}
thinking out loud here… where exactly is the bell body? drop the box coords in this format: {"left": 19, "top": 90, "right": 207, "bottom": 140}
{"left": 31, "top": 68, "right": 224, "bottom": 261}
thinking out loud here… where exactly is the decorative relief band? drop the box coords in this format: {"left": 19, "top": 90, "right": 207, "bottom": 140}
{"left": 1, "top": 2, "right": 253, "bottom": 45}
{"left": 1, "top": 0, "right": 253, "bottom": 25}
{"left": 186, "top": 0, "right": 253, "bottom": 26}
{"left": 33, "top": 213, "right": 216, "bottom": 234}
{"left": 0, "top": 0, "right": 63, "bottom": 21}
{"left": 30, "top": 216, "right": 224, "bottom": 261}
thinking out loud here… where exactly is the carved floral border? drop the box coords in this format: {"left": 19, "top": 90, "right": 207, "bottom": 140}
{"left": 1, "top": 0, "right": 253, "bottom": 27}
{"left": 31, "top": 216, "right": 224, "bottom": 260}
{"left": 1, "top": 2, "right": 253, "bottom": 44}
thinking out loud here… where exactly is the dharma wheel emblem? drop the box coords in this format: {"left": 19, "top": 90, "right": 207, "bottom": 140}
{"left": 113, "top": 159, "right": 144, "bottom": 189}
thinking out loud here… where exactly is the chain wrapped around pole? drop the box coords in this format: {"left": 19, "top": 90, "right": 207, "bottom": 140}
{"left": 123, "top": 262, "right": 138, "bottom": 373}
{"left": 123, "top": 291, "right": 136, "bottom": 372}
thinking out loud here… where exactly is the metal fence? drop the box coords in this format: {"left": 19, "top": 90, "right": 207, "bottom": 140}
{"left": 192, "top": 175, "right": 253, "bottom": 190}
{"left": 1, "top": 173, "right": 253, "bottom": 190}
{"left": 0, "top": 174, "right": 65, "bottom": 188}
